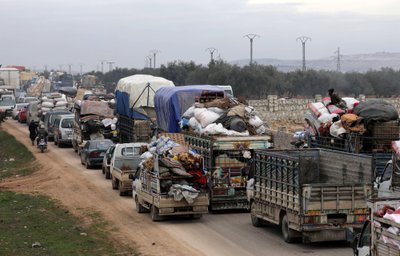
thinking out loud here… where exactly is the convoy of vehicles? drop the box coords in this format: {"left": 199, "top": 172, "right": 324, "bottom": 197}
{"left": 53, "top": 114, "right": 74, "bottom": 147}
{"left": 11, "top": 103, "right": 28, "bottom": 120}
{"left": 43, "top": 110, "right": 72, "bottom": 141}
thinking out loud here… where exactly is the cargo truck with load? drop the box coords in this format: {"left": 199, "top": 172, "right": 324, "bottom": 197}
{"left": 249, "top": 148, "right": 373, "bottom": 243}
{"left": 154, "top": 86, "right": 272, "bottom": 211}
{"left": 305, "top": 99, "right": 400, "bottom": 177}
{"left": 353, "top": 197, "right": 400, "bottom": 256}
{"left": 114, "top": 74, "right": 175, "bottom": 143}
{"left": 132, "top": 152, "right": 209, "bottom": 221}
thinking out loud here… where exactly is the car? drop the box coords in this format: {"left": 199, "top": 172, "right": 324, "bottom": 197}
{"left": 43, "top": 110, "right": 71, "bottom": 141}
{"left": 53, "top": 114, "right": 74, "bottom": 147}
{"left": 12, "top": 103, "right": 29, "bottom": 120}
{"left": 102, "top": 145, "right": 115, "bottom": 179}
{"left": 80, "top": 139, "right": 114, "bottom": 169}
{"left": 18, "top": 107, "right": 27, "bottom": 123}
{"left": 0, "top": 99, "right": 16, "bottom": 117}
{"left": 18, "top": 96, "right": 38, "bottom": 104}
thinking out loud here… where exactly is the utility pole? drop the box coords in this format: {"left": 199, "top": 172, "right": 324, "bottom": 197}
{"left": 243, "top": 34, "right": 260, "bottom": 65}
{"left": 79, "top": 63, "right": 84, "bottom": 75}
{"left": 107, "top": 61, "right": 115, "bottom": 72}
{"left": 206, "top": 47, "right": 218, "bottom": 63}
{"left": 147, "top": 55, "right": 153, "bottom": 69}
{"left": 68, "top": 64, "right": 72, "bottom": 74}
{"left": 334, "top": 47, "right": 342, "bottom": 72}
{"left": 59, "top": 65, "right": 63, "bottom": 71}
{"left": 100, "top": 60, "right": 107, "bottom": 73}
{"left": 150, "top": 50, "right": 160, "bottom": 68}
{"left": 44, "top": 65, "right": 48, "bottom": 72}
{"left": 296, "top": 36, "right": 311, "bottom": 71}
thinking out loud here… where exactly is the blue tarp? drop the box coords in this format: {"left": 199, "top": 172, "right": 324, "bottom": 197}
{"left": 115, "top": 90, "right": 149, "bottom": 120}
{"left": 154, "top": 85, "right": 224, "bottom": 132}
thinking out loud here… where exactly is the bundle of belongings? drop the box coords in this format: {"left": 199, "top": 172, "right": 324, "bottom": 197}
{"left": 180, "top": 92, "right": 267, "bottom": 136}
{"left": 140, "top": 136, "right": 206, "bottom": 204}
{"left": 308, "top": 96, "right": 399, "bottom": 148}
{"left": 374, "top": 204, "right": 400, "bottom": 249}
{"left": 38, "top": 93, "right": 69, "bottom": 117}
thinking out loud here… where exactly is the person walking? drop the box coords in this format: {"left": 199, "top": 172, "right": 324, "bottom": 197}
{"left": 28, "top": 120, "right": 38, "bottom": 145}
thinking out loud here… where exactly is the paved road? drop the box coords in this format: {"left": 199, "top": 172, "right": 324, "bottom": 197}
{"left": 4, "top": 119, "right": 353, "bottom": 256}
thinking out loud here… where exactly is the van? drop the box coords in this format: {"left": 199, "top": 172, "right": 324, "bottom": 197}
{"left": 44, "top": 110, "right": 72, "bottom": 141}
{"left": 53, "top": 114, "right": 74, "bottom": 147}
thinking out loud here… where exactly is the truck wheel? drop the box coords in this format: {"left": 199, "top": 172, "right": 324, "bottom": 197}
{"left": 105, "top": 170, "right": 111, "bottom": 179}
{"left": 86, "top": 160, "right": 91, "bottom": 169}
{"left": 102, "top": 166, "right": 105, "bottom": 174}
{"left": 150, "top": 205, "right": 162, "bottom": 222}
{"left": 118, "top": 181, "right": 125, "bottom": 196}
{"left": 135, "top": 196, "right": 146, "bottom": 213}
{"left": 54, "top": 138, "right": 58, "bottom": 146}
{"left": 111, "top": 178, "right": 118, "bottom": 190}
{"left": 281, "top": 214, "right": 297, "bottom": 243}
{"left": 250, "top": 202, "right": 262, "bottom": 227}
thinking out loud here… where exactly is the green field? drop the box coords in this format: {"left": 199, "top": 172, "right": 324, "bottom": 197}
{"left": 0, "top": 191, "right": 139, "bottom": 256}
{"left": 0, "top": 130, "right": 37, "bottom": 179}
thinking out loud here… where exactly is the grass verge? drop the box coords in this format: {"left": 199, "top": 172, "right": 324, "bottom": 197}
{"left": 0, "top": 191, "right": 139, "bottom": 256}
{"left": 0, "top": 130, "right": 38, "bottom": 179}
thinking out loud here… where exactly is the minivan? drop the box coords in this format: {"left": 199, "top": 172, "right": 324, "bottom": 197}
{"left": 53, "top": 114, "right": 74, "bottom": 147}
{"left": 44, "top": 110, "right": 72, "bottom": 141}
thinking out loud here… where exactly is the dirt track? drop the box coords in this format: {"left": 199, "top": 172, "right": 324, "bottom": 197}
{"left": 0, "top": 119, "right": 200, "bottom": 256}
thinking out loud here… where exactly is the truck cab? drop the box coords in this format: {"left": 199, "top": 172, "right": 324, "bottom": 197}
{"left": 376, "top": 141, "right": 400, "bottom": 197}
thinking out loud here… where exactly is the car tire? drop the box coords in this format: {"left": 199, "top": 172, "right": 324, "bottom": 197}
{"left": 86, "top": 159, "right": 91, "bottom": 169}
{"left": 111, "top": 177, "right": 118, "bottom": 190}
{"left": 102, "top": 166, "right": 105, "bottom": 174}
{"left": 135, "top": 196, "right": 147, "bottom": 213}
{"left": 251, "top": 201, "right": 262, "bottom": 227}
{"left": 105, "top": 169, "right": 111, "bottom": 179}
{"left": 150, "top": 205, "right": 162, "bottom": 222}
{"left": 54, "top": 138, "right": 58, "bottom": 146}
{"left": 118, "top": 181, "right": 125, "bottom": 196}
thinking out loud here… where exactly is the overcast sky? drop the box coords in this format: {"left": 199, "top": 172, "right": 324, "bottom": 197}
{"left": 1, "top": 0, "right": 399, "bottom": 72}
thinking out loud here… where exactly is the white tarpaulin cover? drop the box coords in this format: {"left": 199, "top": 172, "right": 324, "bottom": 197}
{"left": 115, "top": 74, "right": 174, "bottom": 108}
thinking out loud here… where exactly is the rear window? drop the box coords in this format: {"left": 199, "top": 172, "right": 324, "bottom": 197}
{"left": 90, "top": 141, "right": 113, "bottom": 150}
{"left": 121, "top": 147, "right": 141, "bottom": 156}
{"left": 61, "top": 118, "right": 73, "bottom": 128}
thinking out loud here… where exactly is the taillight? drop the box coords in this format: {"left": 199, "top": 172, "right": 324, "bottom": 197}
{"left": 89, "top": 151, "right": 101, "bottom": 157}
{"left": 356, "top": 215, "right": 367, "bottom": 223}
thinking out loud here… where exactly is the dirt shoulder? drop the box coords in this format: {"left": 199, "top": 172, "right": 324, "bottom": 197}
{"left": 0, "top": 120, "right": 202, "bottom": 256}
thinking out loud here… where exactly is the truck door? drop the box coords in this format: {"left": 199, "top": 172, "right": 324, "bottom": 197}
{"left": 378, "top": 161, "right": 393, "bottom": 194}
{"left": 353, "top": 220, "right": 371, "bottom": 256}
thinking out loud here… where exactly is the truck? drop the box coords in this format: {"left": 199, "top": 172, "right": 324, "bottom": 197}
{"left": 115, "top": 74, "right": 175, "bottom": 143}
{"left": 132, "top": 154, "right": 209, "bottom": 221}
{"left": 353, "top": 197, "right": 400, "bottom": 256}
{"left": 184, "top": 132, "right": 272, "bottom": 211}
{"left": 249, "top": 148, "right": 373, "bottom": 243}
{"left": 305, "top": 110, "right": 400, "bottom": 178}
{"left": 109, "top": 142, "right": 147, "bottom": 196}
{"left": 72, "top": 100, "right": 114, "bottom": 153}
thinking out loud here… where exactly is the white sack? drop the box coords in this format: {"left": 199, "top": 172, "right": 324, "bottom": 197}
{"left": 329, "top": 120, "right": 347, "bottom": 138}
{"left": 207, "top": 107, "right": 226, "bottom": 115}
{"left": 249, "top": 115, "right": 264, "bottom": 128}
{"left": 188, "top": 117, "right": 202, "bottom": 132}
{"left": 41, "top": 107, "right": 51, "bottom": 112}
{"left": 195, "top": 108, "right": 221, "bottom": 128}
{"left": 55, "top": 101, "right": 68, "bottom": 107}
{"left": 342, "top": 97, "right": 360, "bottom": 110}
{"left": 102, "top": 118, "right": 113, "bottom": 127}
{"left": 42, "top": 101, "right": 54, "bottom": 108}
{"left": 318, "top": 113, "right": 338, "bottom": 124}
{"left": 182, "top": 106, "right": 195, "bottom": 118}
{"left": 256, "top": 125, "right": 266, "bottom": 135}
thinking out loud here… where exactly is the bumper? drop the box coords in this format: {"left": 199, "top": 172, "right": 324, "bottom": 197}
{"left": 87, "top": 158, "right": 103, "bottom": 166}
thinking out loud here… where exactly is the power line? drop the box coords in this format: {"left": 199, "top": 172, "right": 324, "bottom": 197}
{"left": 100, "top": 60, "right": 107, "bottom": 73}
{"left": 206, "top": 48, "right": 218, "bottom": 63}
{"left": 243, "top": 34, "right": 260, "bottom": 65}
{"left": 296, "top": 36, "right": 311, "bottom": 71}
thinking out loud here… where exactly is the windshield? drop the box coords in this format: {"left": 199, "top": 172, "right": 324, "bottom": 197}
{"left": 61, "top": 118, "right": 73, "bottom": 128}
{"left": 0, "top": 99, "right": 16, "bottom": 106}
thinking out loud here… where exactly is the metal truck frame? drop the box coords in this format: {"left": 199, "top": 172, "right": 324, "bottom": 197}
{"left": 184, "top": 132, "right": 273, "bottom": 211}
{"left": 250, "top": 148, "right": 373, "bottom": 243}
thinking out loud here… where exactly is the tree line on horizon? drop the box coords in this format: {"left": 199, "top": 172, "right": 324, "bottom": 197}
{"left": 84, "top": 60, "right": 400, "bottom": 99}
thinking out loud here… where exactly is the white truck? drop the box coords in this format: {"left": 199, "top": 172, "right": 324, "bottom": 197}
{"left": 353, "top": 197, "right": 400, "bottom": 256}
{"left": 132, "top": 154, "right": 209, "bottom": 221}
{"left": 110, "top": 143, "right": 147, "bottom": 196}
